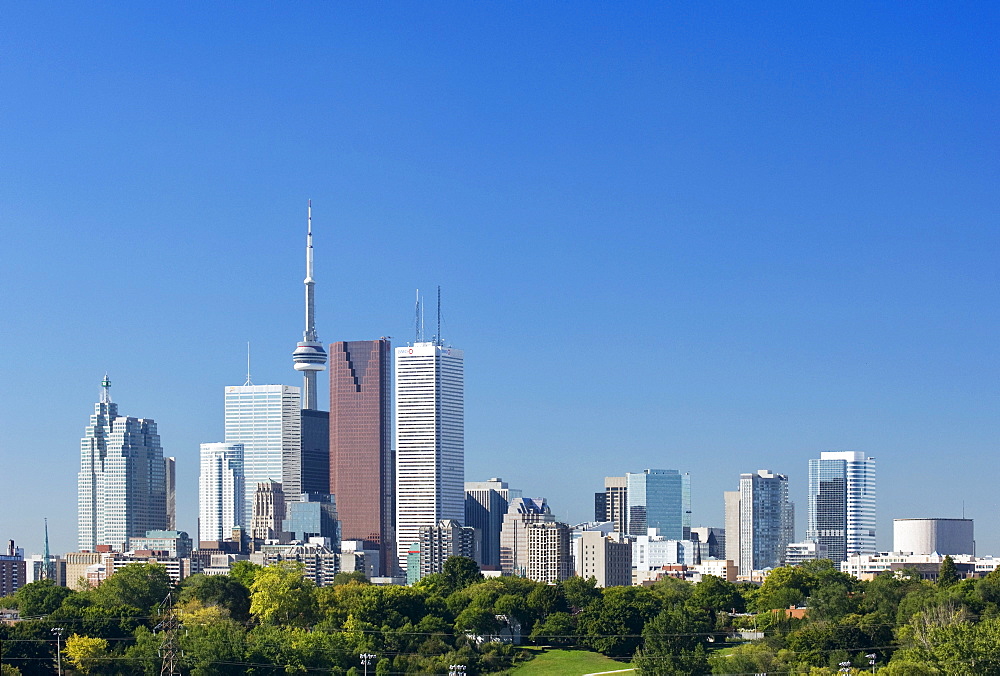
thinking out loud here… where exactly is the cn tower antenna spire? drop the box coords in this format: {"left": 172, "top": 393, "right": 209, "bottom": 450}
{"left": 292, "top": 199, "right": 327, "bottom": 410}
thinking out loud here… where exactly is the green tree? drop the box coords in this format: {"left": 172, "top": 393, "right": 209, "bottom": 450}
{"left": 561, "top": 575, "right": 601, "bottom": 611}
{"left": 179, "top": 573, "right": 251, "bottom": 621}
{"left": 528, "top": 611, "right": 577, "bottom": 646}
{"left": 333, "top": 570, "right": 370, "bottom": 586}
{"left": 939, "top": 555, "right": 960, "bottom": 588}
{"left": 442, "top": 556, "right": 483, "bottom": 592}
{"left": 689, "top": 575, "right": 743, "bottom": 614}
{"left": 13, "top": 579, "right": 73, "bottom": 618}
{"left": 92, "top": 562, "right": 172, "bottom": 613}
{"left": 455, "top": 605, "right": 500, "bottom": 635}
{"left": 249, "top": 562, "right": 318, "bottom": 626}
{"left": 579, "top": 586, "right": 659, "bottom": 657}
{"left": 634, "top": 605, "right": 712, "bottom": 675}
{"left": 527, "top": 583, "right": 567, "bottom": 619}
{"left": 228, "top": 560, "right": 261, "bottom": 589}
{"left": 752, "top": 565, "right": 811, "bottom": 612}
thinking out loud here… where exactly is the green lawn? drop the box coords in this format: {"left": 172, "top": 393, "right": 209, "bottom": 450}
{"left": 507, "top": 647, "right": 636, "bottom": 675}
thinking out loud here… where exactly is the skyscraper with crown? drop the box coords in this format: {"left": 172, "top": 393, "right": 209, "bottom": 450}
{"left": 78, "top": 376, "right": 167, "bottom": 551}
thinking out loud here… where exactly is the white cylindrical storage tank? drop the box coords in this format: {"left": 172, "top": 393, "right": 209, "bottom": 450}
{"left": 893, "top": 518, "right": 974, "bottom": 556}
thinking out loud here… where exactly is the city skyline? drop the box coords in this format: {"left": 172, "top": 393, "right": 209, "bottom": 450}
{"left": 2, "top": 4, "right": 998, "bottom": 556}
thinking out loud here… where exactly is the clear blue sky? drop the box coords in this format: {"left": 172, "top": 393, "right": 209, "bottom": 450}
{"left": 1, "top": 3, "right": 998, "bottom": 556}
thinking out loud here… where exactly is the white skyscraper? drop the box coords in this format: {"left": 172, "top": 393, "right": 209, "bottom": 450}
{"left": 224, "top": 384, "right": 301, "bottom": 519}
{"left": 807, "top": 450, "right": 876, "bottom": 561}
{"left": 78, "top": 377, "right": 167, "bottom": 552}
{"left": 198, "top": 443, "right": 245, "bottom": 542}
{"left": 395, "top": 341, "right": 464, "bottom": 571}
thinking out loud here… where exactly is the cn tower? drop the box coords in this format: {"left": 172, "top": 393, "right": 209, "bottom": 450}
{"left": 292, "top": 200, "right": 327, "bottom": 410}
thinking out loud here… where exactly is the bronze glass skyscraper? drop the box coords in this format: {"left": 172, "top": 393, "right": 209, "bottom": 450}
{"left": 329, "top": 339, "right": 393, "bottom": 575}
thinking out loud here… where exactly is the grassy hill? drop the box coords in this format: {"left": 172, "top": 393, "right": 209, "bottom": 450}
{"left": 507, "top": 647, "right": 636, "bottom": 675}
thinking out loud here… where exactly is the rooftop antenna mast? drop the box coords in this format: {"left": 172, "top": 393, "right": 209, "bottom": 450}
{"left": 436, "top": 285, "right": 442, "bottom": 346}
{"left": 244, "top": 342, "right": 253, "bottom": 386}
{"left": 100, "top": 374, "right": 112, "bottom": 404}
{"left": 414, "top": 289, "right": 422, "bottom": 343}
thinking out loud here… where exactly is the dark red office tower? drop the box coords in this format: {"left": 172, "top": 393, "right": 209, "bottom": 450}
{"left": 329, "top": 339, "right": 394, "bottom": 576}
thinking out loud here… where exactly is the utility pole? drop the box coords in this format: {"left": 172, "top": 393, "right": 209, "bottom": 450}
{"left": 51, "top": 627, "right": 64, "bottom": 675}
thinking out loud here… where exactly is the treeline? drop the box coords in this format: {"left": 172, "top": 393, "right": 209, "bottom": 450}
{"left": 3, "top": 556, "right": 1000, "bottom": 674}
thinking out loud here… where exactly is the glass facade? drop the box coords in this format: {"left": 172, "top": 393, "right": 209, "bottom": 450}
{"left": 626, "top": 469, "right": 690, "bottom": 540}
{"left": 465, "top": 478, "right": 516, "bottom": 569}
{"left": 737, "top": 470, "right": 794, "bottom": 574}
{"left": 224, "top": 385, "right": 300, "bottom": 521}
{"left": 283, "top": 493, "right": 340, "bottom": 545}
{"left": 78, "top": 388, "right": 167, "bottom": 552}
{"left": 807, "top": 451, "right": 876, "bottom": 562}
{"left": 329, "top": 339, "right": 393, "bottom": 575}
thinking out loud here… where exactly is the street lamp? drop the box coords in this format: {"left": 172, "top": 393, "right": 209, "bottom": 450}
{"left": 51, "top": 627, "right": 65, "bottom": 676}
{"left": 449, "top": 665, "right": 467, "bottom": 676}
{"left": 360, "top": 652, "right": 377, "bottom": 676}
{"left": 866, "top": 653, "right": 877, "bottom": 674}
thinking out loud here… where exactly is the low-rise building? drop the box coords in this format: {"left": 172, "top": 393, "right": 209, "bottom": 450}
{"left": 694, "top": 559, "right": 738, "bottom": 582}
{"left": 785, "top": 540, "right": 829, "bottom": 566}
{"left": 633, "top": 529, "right": 701, "bottom": 584}
{"left": 841, "top": 551, "right": 1000, "bottom": 581}
{"left": 128, "top": 530, "right": 194, "bottom": 559}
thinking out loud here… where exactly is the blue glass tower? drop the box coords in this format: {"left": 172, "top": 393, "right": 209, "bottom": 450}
{"left": 626, "top": 469, "right": 691, "bottom": 540}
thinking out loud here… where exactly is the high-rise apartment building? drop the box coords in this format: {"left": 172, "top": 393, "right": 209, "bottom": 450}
{"left": 465, "top": 478, "right": 520, "bottom": 569}
{"left": 330, "top": 339, "right": 393, "bottom": 575}
{"left": 418, "top": 519, "right": 477, "bottom": 580}
{"left": 526, "top": 522, "right": 573, "bottom": 583}
{"left": 807, "top": 451, "right": 876, "bottom": 562}
{"left": 0, "top": 541, "right": 25, "bottom": 597}
{"left": 625, "top": 469, "right": 691, "bottom": 540}
{"left": 199, "top": 443, "right": 245, "bottom": 542}
{"left": 500, "top": 497, "right": 554, "bottom": 575}
{"left": 78, "top": 377, "right": 167, "bottom": 552}
{"left": 224, "top": 384, "right": 300, "bottom": 520}
{"left": 725, "top": 470, "right": 794, "bottom": 575}
{"left": 395, "top": 341, "right": 464, "bottom": 571}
